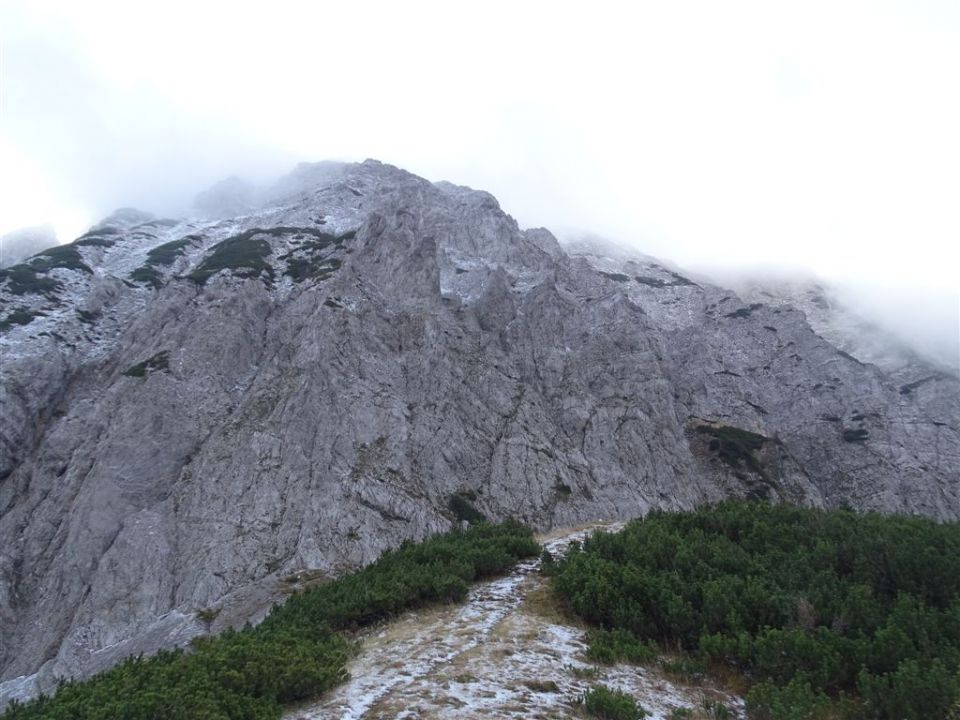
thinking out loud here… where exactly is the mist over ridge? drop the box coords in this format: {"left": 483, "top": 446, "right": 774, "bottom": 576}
{"left": 3, "top": 2, "right": 957, "bottom": 360}
{"left": 3, "top": 3, "right": 960, "bottom": 715}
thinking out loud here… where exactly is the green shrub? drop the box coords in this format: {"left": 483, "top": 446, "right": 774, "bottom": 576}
{"left": 123, "top": 351, "right": 170, "bottom": 377}
{"left": 599, "top": 271, "right": 631, "bottom": 283}
{"left": 658, "top": 654, "right": 708, "bottom": 684}
{"left": 196, "top": 607, "right": 220, "bottom": 624}
{"left": 586, "top": 628, "right": 658, "bottom": 665}
{"left": 724, "top": 303, "right": 763, "bottom": 319}
{"left": 1, "top": 521, "right": 538, "bottom": 720}
{"left": 260, "top": 520, "right": 537, "bottom": 632}
{"left": 551, "top": 502, "right": 960, "bottom": 719}
{"left": 26, "top": 245, "right": 92, "bottom": 274}
{"left": 190, "top": 232, "right": 274, "bottom": 285}
{"left": 700, "top": 697, "right": 735, "bottom": 719}
{"left": 76, "top": 309, "right": 99, "bottom": 325}
{"left": 0, "top": 308, "right": 43, "bottom": 332}
{"left": 145, "top": 237, "right": 194, "bottom": 266}
{"left": 634, "top": 271, "right": 696, "bottom": 288}
{"left": 78, "top": 227, "right": 120, "bottom": 237}
{"left": 746, "top": 678, "right": 833, "bottom": 720}
{"left": 842, "top": 428, "right": 869, "bottom": 442}
{"left": 129, "top": 265, "right": 164, "bottom": 289}
{"left": 0, "top": 266, "right": 61, "bottom": 297}
{"left": 858, "top": 659, "right": 960, "bottom": 720}
{"left": 695, "top": 424, "right": 768, "bottom": 475}
{"left": 448, "top": 491, "right": 486, "bottom": 524}
{"left": 284, "top": 256, "right": 341, "bottom": 283}
{"left": 0, "top": 245, "right": 92, "bottom": 298}
{"left": 73, "top": 236, "right": 115, "bottom": 248}
{"left": 277, "top": 228, "right": 353, "bottom": 282}
{"left": 582, "top": 684, "right": 647, "bottom": 719}
{"left": 128, "top": 237, "right": 199, "bottom": 288}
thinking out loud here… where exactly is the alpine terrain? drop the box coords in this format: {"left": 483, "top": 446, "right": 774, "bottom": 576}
{"left": 1, "top": 160, "right": 957, "bottom": 706}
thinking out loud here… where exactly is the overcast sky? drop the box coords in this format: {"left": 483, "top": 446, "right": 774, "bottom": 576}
{"left": 1, "top": 1, "right": 958, "bottom": 364}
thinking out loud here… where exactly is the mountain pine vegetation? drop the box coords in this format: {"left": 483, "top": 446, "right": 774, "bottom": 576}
{"left": 581, "top": 683, "right": 648, "bottom": 719}
{"left": 547, "top": 501, "right": 960, "bottom": 719}
{"left": 1, "top": 520, "right": 538, "bottom": 720}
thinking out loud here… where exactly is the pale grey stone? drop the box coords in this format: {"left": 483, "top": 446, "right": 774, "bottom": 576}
{"left": 1, "top": 160, "right": 957, "bottom": 704}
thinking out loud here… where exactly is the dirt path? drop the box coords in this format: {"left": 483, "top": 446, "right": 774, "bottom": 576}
{"left": 286, "top": 523, "right": 743, "bottom": 720}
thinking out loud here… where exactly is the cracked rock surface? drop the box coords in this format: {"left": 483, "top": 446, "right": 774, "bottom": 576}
{"left": 1, "top": 160, "right": 957, "bottom": 703}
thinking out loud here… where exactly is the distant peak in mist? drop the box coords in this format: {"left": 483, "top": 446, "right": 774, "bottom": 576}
{"left": 0, "top": 224, "right": 58, "bottom": 268}
{"left": 557, "top": 227, "right": 958, "bottom": 378}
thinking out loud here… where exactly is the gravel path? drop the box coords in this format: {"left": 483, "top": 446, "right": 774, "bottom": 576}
{"left": 287, "top": 523, "right": 743, "bottom": 720}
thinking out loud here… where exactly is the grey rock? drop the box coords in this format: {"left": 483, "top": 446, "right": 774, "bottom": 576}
{"left": 728, "top": 274, "right": 957, "bottom": 378}
{"left": 1, "top": 159, "right": 957, "bottom": 703}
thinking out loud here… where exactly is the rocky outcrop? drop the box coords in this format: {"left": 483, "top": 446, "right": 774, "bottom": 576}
{"left": 728, "top": 275, "right": 957, "bottom": 378}
{"left": 1, "top": 160, "right": 957, "bottom": 703}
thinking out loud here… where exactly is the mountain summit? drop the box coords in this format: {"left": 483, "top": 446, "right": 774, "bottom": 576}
{"left": 1, "top": 160, "right": 957, "bottom": 702}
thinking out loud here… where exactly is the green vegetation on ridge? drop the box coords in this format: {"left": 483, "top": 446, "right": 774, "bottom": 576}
{"left": 145, "top": 237, "right": 195, "bottom": 266}
{"left": 129, "top": 265, "right": 164, "bottom": 289}
{"left": 24, "top": 246, "right": 93, "bottom": 275}
{"left": 129, "top": 237, "right": 198, "bottom": 288}
{"left": 695, "top": 424, "right": 769, "bottom": 475}
{"left": 581, "top": 684, "right": 647, "bottom": 719}
{"left": 278, "top": 228, "right": 354, "bottom": 283}
{"left": 448, "top": 490, "right": 487, "bottom": 524}
{"left": 189, "top": 231, "right": 274, "bottom": 285}
{"left": 0, "top": 308, "right": 45, "bottom": 333}
{"left": 0, "top": 246, "right": 91, "bottom": 297}
{"left": 1, "top": 520, "right": 538, "bottom": 720}
{"left": 548, "top": 501, "right": 960, "bottom": 719}
{"left": 123, "top": 351, "right": 171, "bottom": 378}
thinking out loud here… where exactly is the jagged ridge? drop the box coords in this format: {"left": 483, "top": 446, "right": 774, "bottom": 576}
{"left": 0, "top": 160, "right": 957, "bottom": 704}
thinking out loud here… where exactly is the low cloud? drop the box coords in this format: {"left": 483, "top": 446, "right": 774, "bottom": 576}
{"left": 2, "top": 1, "right": 957, "bottom": 368}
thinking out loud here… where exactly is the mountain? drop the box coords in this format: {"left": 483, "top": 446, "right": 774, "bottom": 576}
{"left": 0, "top": 226, "right": 58, "bottom": 269}
{"left": 1, "top": 160, "right": 957, "bottom": 704}
{"left": 728, "top": 274, "right": 957, "bottom": 379}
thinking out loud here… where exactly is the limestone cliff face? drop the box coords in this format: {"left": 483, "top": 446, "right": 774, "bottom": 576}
{"left": 1, "top": 160, "right": 957, "bottom": 701}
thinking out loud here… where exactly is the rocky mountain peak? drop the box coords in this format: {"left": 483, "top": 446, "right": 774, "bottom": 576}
{"left": 1, "top": 160, "right": 957, "bottom": 705}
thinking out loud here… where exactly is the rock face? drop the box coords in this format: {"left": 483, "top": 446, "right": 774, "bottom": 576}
{"left": 1, "top": 160, "right": 958, "bottom": 702}
{"left": 728, "top": 274, "right": 957, "bottom": 378}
